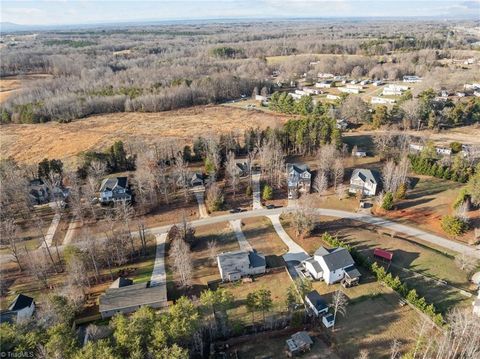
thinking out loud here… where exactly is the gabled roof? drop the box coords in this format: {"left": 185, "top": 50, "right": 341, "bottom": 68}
{"left": 218, "top": 250, "right": 266, "bottom": 273}
{"left": 248, "top": 251, "right": 266, "bottom": 268}
{"left": 304, "top": 257, "right": 323, "bottom": 274}
{"left": 314, "top": 246, "right": 331, "bottom": 257}
{"left": 287, "top": 163, "right": 309, "bottom": 175}
{"left": 305, "top": 290, "right": 328, "bottom": 312}
{"left": 8, "top": 294, "right": 34, "bottom": 311}
{"left": 99, "top": 177, "right": 128, "bottom": 192}
{"left": 291, "top": 331, "right": 313, "bottom": 347}
{"left": 351, "top": 168, "right": 381, "bottom": 186}
{"left": 110, "top": 277, "right": 133, "bottom": 289}
{"left": 320, "top": 247, "right": 355, "bottom": 271}
{"left": 99, "top": 282, "right": 167, "bottom": 313}
{"left": 344, "top": 266, "right": 361, "bottom": 279}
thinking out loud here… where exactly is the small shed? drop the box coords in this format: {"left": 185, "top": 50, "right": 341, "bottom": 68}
{"left": 322, "top": 313, "right": 335, "bottom": 328}
{"left": 374, "top": 248, "right": 394, "bottom": 262}
{"left": 286, "top": 331, "right": 313, "bottom": 357}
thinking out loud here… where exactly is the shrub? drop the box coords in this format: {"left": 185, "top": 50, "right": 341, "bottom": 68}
{"left": 395, "top": 183, "right": 407, "bottom": 200}
{"left": 441, "top": 215, "right": 469, "bottom": 237}
{"left": 381, "top": 192, "right": 394, "bottom": 210}
{"left": 246, "top": 185, "right": 253, "bottom": 197}
{"left": 262, "top": 184, "right": 273, "bottom": 201}
{"left": 450, "top": 142, "right": 462, "bottom": 153}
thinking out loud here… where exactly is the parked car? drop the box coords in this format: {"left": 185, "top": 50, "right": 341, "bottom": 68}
{"left": 229, "top": 208, "right": 242, "bottom": 213}
{"left": 266, "top": 204, "right": 275, "bottom": 209}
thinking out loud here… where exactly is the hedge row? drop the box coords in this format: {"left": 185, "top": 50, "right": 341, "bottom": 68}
{"left": 409, "top": 154, "right": 472, "bottom": 183}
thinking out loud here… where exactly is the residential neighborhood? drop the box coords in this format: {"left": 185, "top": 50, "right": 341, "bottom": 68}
{"left": 0, "top": 3, "right": 480, "bottom": 359}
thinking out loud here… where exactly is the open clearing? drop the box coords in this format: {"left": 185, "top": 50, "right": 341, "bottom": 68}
{"left": 0, "top": 105, "right": 288, "bottom": 166}
{"left": 0, "top": 74, "right": 53, "bottom": 103}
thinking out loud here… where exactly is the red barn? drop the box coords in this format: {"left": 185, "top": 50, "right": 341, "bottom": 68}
{"left": 374, "top": 248, "right": 393, "bottom": 261}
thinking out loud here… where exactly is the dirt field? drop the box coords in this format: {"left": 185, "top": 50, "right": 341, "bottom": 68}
{"left": 0, "top": 105, "right": 289, "bottom": 167}
{"left": 0, "top": 74, "right": 53, "bottom": 103}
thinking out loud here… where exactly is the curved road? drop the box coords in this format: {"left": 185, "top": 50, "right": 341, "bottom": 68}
{"left": 148, "top": 206, "right": 480, "bottom": 259}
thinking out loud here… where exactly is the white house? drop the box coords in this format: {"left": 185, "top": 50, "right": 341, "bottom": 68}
{"left": 326, "top": 94, "right": 340, "bottom": 100}
{"left": 217, "top": 250, "right": 266, "bottom": 282}
{"left": 436, "top": 147, "right": 452, "bottom": 156}
{"left": 352, "top": 148, "right": 367, "bottom": 157}
{"left": 403, "top": 75, "right": 422, "bottom": 83}
{"left": 315, "top": 81, "right": 333, "bottom": 88}
{"left": 373, "top": 80, "right": 384, "bottom": 86}
{"left": 318, "top": 73, "right": 334, "bottom": 79}
{"left": 289, "top": 93, "right": 303, "bottom": 100}
{"left": 294, "top": 89, "right": 310, "bottom": 97}
{"left": 409, "top": 143, "right": 424, "bottom": 153}
{"left": 0, "top": 294, "right": 35, "bottom": 324}
{"left": 371, "top": 96, "right": 396, "bottom": 105}
{"left": 99, "top": 177, "right": 131, "bottom": 203}
{"left": 349, "top": 168, "right": 381, "bottom": 196}
{"left": 305, "top": 290, "right": 329, "bottom": 316}
{"left": 383, "top": 87, "right": 404, "bottom": 96}
{"left": 302, "top": 246, "right": 360, "bottom": 285}
{"left": 360, "top": 80, "right": 370, "bottom": 86}
{"left": 303, "top": 87, "right": 322, "bottom": 95}
{"left": 339, "top": 87, "right": 360, "bottom": 94}
{"left": 255, "top": 94, "right": 267, "bottom": 102}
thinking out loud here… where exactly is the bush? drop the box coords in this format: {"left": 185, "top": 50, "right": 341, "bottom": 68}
{"left": 441, "top": 215, "right": 469, "bottom": 237}
{"left": 246, "top": 185, "right": 253, "bottom": 197}
{"left": 381, "top": 192, "right": 394, "bottom": 210}
{"left": 450, "top": 142, "right": 462, "bottom": 153}
{"left": 395, "top": 183, "right": 407, "bottom": 200}
{"left": 262, "top": 184, "right": 273, "bottom": 201}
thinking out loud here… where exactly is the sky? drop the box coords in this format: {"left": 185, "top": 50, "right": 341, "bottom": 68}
{"left": 1, "top": 0, "right": 479, "bottom": 25}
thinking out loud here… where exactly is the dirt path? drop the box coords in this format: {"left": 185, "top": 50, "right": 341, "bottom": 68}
{"left": 193, "top": 188, "right": 209, "bottom": 218}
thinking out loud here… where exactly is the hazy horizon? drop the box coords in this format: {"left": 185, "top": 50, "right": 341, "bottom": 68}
{"left": 1, "top": 0, "right": 479, "bottom": 27}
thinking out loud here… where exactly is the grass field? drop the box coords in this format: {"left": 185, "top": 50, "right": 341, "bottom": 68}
{"left": 0, "top": 74, "right": 53, "bottom": 103}
{"left": 0, "top": 105, "right": 289, "bottom": 167}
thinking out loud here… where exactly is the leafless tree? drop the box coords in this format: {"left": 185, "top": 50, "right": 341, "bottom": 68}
{"left": 0, "top": 218, "right": 24, "bottom": 270}
{"left": 173, "top": 151, "right": 190, "bottom": 202}
{"left": 313, "top": 172, "right": 328, "bottom": 197}
{"left": 335, "top": 183, "right": 347, "bottom": 200}
{"left": 332, "top": 158, "right": 345, "bottom": 189}
{"left": 454, "top": 253, "right": 477, "bottom": 273}
{"left": 207, "top": 240, "right": 218, "bottom": 266}
{"left": 356, "top": 350, "right": 369, "bottom": 359}
{"left": 170, "top": 237, "right": 193, "bottom": 288}
{"left": 225, "top": 151, "right": 240, "bottom": 198}
{"left": 373, "top": 132, "right": 396, "bottom": 160}
{"left": 330, "top": 290, "right": 348, "bottom": 332}
{"left": 114, "top": 201, "right": 136, "bottom": 257}
{"left": 389, "top": 339, "right": 401, "bottom": 359}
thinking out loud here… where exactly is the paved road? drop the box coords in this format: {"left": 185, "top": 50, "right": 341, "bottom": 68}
{"left": 63, "top": 216, "right": 80, "bottom": 246}
{"left": 267, "top": 214, "right": 309, "bottom": 262}
{"left": 148, "top": 206, "right": 480, "bottom": 259}
{"left": 229, "top": 219, "right": 253, "bottom": 251}
{"left": 251, "top": 172, "right": 263, "bottom": 210}
{"left": 192, "top": 188, "right": 209, "bottom": 219}
{"left": 151, "top": 233, "right": 167, "bottom": 287}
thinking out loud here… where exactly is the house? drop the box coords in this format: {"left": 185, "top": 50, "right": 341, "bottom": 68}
{"left": 99, "top": 177, "right": 131, "bottom": 203}
{"left": 352, "top": 148, "right": 367, "bottom": 157}
{"left": 303, "top": 87, "right": 322, "bottom": 95}
{"left": 349, "top": 168, "right": 381, "bottom": 196}
{"left": 326, "top": 94, "right": 340, "bottom": 100}
{"left": 373, "top": 80, "right": 384, "bottom": 86}
{"left": 305, "top": 290, "right": 329, "bottom": 316}
{"left": 436, "top": 147, "right": 452, "bottom": 156}
{"left": 339, "top": 87, "right": 359, "bottom": 94}
{"left": 0, "top": 294, "right": 35, "bottom": 324}
{"left": 322, "top": 313, "right": 335, "bottom": 328}
{"left": 217, "top": 250, "right": 266, "bottom": 282}
{"left": 403, "top": 75, "right": 422, "bottom": 83}
{"left": 286, "top": 163, "right": 311, "bottom": 199}
{"left": 315, "top": 80, "right": 333, "bottom": 89}
{"left": 286, "top": 331, "right": 313, "bottom": 356}
{"left": 333, "top": 76, "right": 346, "bottom": 81}
{"left": 371, "top": 96, "right": 395, "bottom": 105}
{"left": 317, "top": 73, "right": 334, "bottom": 79}
{"left": 409, "top": 143, "right": 424, "bottom": 153}
{"left": 99, "top": 280, "right": 167, "bottom": 319}
{"left": 382, "top": 87, "right": 403, "bottom": 96}
{"left": 360, "top": 79, "right": 370, "bottom": 86}
{"left": 294, "top": 89, "right": 310, "bottom": 97}
{"left": 289, "top": 93, "right": 303, "bottom": 100}
{"left": 336, "top": 119, "right": 348, "bottom": 131}
{"left": 456, "top": 92, "right": 466, "bottom": 97}
{"left": 190, "top": 172, "right": 204, "bottom": 187}
{"left": 304, "top": 246, "right": 360, "bottom": 285}
{"left": 28, "top": 179, "right": 49, "bottom": 205}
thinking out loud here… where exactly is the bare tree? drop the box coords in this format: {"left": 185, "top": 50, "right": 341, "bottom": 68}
{"left": 207, "top": 240, "right": 218, "bottom": 266}
{"left": 225, "top": 151, "right": 240, "bottom": 198}
{"left": 330, "top": 290, "right": 348, "bottom": 331}
{"left": 170, "top": 237, "right": 193, "bottom": 288}
{"left": 373, "top": 132, "right": 395, "bottom": 160}
{"left": 335, "top": 183, "right": 347, "bottom": 200}
{"left": 389, "top": 339, "right": 401, "bottom": 359}
{"left": 173, "top": 151, "right": 190, "bottom": 202}
{"left": 313, "top": 171, "right": 328, "bottom": 197}
{"left": 454, "top": 253, "right": 477, "bottom": 273}
{"left": 0, "top": 218, "right": 24, "bottom": 270}
{"left": 333, "top": 158, "right": 345, "bottom": 189}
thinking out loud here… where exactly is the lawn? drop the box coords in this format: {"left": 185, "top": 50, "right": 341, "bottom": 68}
{"left": 280, "top": 214, "right": 475, "bottom": 313}
{"left": 241, "top": 217, "right": 288, "bottom": 267}
{"left": 220, "top": 270, "right": 292, "bottom": 325}
{"left": 166, "top": 222, "right": 240, "bottom": 300}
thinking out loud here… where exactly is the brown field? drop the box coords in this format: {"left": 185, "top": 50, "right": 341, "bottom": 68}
{"left": 0, "top": 105, "right": 288, "bottom": 167}
{"left": 0, "top": 74, "right": 53, "bottom": 103}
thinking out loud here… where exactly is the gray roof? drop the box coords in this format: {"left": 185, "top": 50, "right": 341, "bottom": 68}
{"left": 351, "top": 168, "right": 381, "bottom": 186}
{"left": 9, "top": 294, "right": 34, "bottom": 311}
{"left": 306, "top": 290, "right": 328, "bottom": 311}
{"left": 218, "top": 250, "right": 265, "bottom": 274}
{"left": 314, "top": 246, "right": 330, "bottom": 257}
{"left": 304, "top": 257, "right": 323, "bottom": 273}
{"left": 0, "top": 311, "right": 16, "bottom": 324}
{"left": 321, "top": 247, "right": 355, "bottom": 271}
{"left": 344, "top": 266, "right": 361, "bottom": 279}
{"left": 291, "top": 331, "right": 313, "bottom": 347}
{"left": 110, "top": 277, "right": 133, "bottom": 289}
{"left": 99, "top": 177, "right": 128, "bottom": 192}
{"left": 99, "top": 282, "right": 167, "bottom": 313}
{"left": 287, "top": 163, "right": 309, "bottom": 174}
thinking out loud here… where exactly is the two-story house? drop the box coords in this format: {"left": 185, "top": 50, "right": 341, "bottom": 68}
{"left": 217, "top": 250, "right": 266, "bottom": 282}
{"left": 287, "top": 164, "right": 311, "bottom": 199}
{"left": 349, "top": 168, "right": 381, "bottom": 196}
{"left": 99, "top": 177, "right": 131, "bottom": 203}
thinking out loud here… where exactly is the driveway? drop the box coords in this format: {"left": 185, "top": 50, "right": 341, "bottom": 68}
{"left": 148, "top": 206, "right": 480, "bottom": 259}
{"left": 151, "top": 233, "right": 167, "bottom": 288}
{"left": 251, "top": 172, "right": 263, "bottom": 210}
{"left": 229, "top": 219, "right": 253, "bottom": 251}
{"left": 267, "top": 214, "right": 309, "bottom": 262}
{"left": 40, "top": 213, "right": 61, "bottom": 248}
{"left": 192, "top": 187, "right": 209, "bottom": 218}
